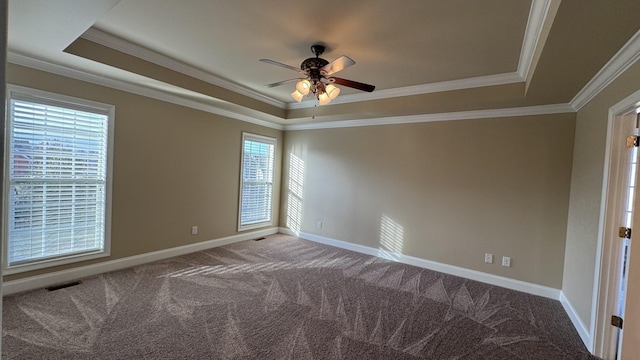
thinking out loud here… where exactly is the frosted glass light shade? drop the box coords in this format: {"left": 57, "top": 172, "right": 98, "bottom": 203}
{"left": 296, "top": 80, "right": 311, "bottom": 95}
{"left": 318, "top": 92, "right": 331, "bottom": 105}
{"left": 291, "top": 90, "right": 304, "bottom": 102}
{"left": 325, "top": 84, "right": 340, "bottom": 99}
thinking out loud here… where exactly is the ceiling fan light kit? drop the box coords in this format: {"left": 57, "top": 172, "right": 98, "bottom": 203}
{"left": 261, "top": 44, "right": 375, "bottom": 105}
{"left": 318, "top": 91, "right": 331, "bottom": 105}
{"left": 325, "top": 84, "right": 340, "bottom": 99}
{"left": 296, "top": 79, "right": 311, "bottom": 95}
{"left": 290, "top": 89, "right": 304, "bottom": 102}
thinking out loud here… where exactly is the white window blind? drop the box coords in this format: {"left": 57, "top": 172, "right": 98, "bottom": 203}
{"left": 239, "top": 133, "right": 276, "bottom": 230}
{"left": 6, "top": 88, "right": 112, "bottom": 269}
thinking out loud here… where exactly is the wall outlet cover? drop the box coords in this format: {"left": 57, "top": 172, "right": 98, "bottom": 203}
{"left": 502, "top": 256, "right": 511, "bottom": 267}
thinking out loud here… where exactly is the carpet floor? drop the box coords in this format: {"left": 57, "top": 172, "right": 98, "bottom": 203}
{"left": 2, "top": 234, "right": 599, "bottom": 359}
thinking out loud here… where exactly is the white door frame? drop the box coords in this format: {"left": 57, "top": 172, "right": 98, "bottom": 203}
{"left": 592, "top": 88, "right": 640, "bottom": 358}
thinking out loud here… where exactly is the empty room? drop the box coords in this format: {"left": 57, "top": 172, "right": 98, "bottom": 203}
{"left": 2, "top": 0, "right": 640, "bottom": 359}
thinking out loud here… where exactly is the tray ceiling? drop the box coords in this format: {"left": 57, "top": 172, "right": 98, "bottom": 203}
{"left": 7, "top": 0, "right": 640, "bottom": 125}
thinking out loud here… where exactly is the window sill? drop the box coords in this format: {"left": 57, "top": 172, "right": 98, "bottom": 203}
{"left": 3, "top": 250, "right": 111, "bottom": 275}
{"left": 238, "top": 221, "right": 273, "bottom": 232}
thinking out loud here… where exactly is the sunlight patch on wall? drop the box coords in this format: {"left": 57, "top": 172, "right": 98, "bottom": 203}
{"left": 378, "top": 215, "right": 405, "bottom": 261}
{"left": 286, "top": 153, "right": 305, "bottom": 234}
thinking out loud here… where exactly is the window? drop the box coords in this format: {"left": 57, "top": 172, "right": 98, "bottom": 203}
{"left": 238, "top": 133, "right": 276, "bottom": 230}
{"left": 4, "top": 85, "right": 114, "bottom": 272}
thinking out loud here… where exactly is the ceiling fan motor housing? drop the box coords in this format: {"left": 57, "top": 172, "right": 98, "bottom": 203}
{"left": 300, "top": 57, "right": 329, "bottom": 72}
{"left": 301, "top": 56, "right": 329, "bottom": 94}
{"left": 301, "top": 44, "right": 329, "bottom": 74}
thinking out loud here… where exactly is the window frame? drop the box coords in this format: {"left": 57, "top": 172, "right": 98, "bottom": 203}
{"left": 238, "top": 132, "right": 276, "bottom": 231}
{"left": 3, "top": 85, "right": 115, "bottom": 274}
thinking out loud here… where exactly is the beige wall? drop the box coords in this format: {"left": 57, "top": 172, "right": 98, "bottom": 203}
{"left": 563, "top": 60, "right": 640, "bottom": 326}
{"left": 281, "top": 114, "right": 576, "bottom": 288}
{"left": 4, "top": 64, "right": 283, "bottom": 281}
{"left": 8, "top": 51, "right": 638, "bottom": 321}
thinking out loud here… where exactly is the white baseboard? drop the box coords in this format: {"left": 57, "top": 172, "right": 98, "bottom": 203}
{"left": 560, "top": 292, "right": 593, "bottom": 351}
{"left": 283, "top": 229, "right": 597, "bottom": 348}
{"left": 6, "top": 226, "right": 591, "bottom": 350}
{"left": 3, "top": 227, "right": 279, "bottom": 296}
{"left": 281, "top": 228, "right": 561, "bottom": 300}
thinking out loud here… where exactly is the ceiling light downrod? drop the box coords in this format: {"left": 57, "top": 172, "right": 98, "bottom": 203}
{"left": 291, "top": 45, "right": 340, "bottom": 105}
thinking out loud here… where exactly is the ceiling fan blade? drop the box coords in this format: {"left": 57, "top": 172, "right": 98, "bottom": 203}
{"left": 260, "top": 59, "right": 305, "bottom": 74}
{"left": 320, "top": 55, "right": 356, "bottom": 75}
{"left": 264, "top": 78, "right": 301, "bottom": 88}
{"left": 330, "top": 77, "right": 375, "bottom": 92}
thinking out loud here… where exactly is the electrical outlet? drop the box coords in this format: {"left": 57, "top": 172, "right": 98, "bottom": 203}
{"left": 191, "top": 226, "right": 198, "bottom": 235}
{"left": 502, "top": 256, "right": 511, "bottom": 267}
{"left": 484, "top": 253, "right": 493, "bottom": 264}
{"left": 317, "top": 221, "right": 323, "bottom": 229}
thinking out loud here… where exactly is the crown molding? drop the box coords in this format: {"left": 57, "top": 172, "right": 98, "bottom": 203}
{"left": 288, "top": 0, "right": 553, "bottom": 110}
{"left": 284, "top": 103, "right": 575, "bottom": 131}
{"left": 79, "top": 5, "right": 639, "bottom": 116}
{"left": 570, "top": 28, "right": 640, "bottom": 111}
{"left": 84, "top": 3, "right": 552, "bottom": 113}
{"left": 72, "top": 21, "right": 640, "bottom": 120}
{"left": 286, "top": 72, "right": 524, "bottom": 110}
{"left": 8, "top": 51, "right": 285, "bottom": 130}
{"left": 8, "top": 51, "right": 574, "bottom": 133}
{"left": 518, "top": 0, "right": 554, "bottom": 80}
{"left": 8, "top": 51, "right": 578, "bottom": 133}
{"left": 69, "top": 2, "right": 556, "bottom": 112}
{"left": 81, "top": 28, "right": 287, "bottom": 109}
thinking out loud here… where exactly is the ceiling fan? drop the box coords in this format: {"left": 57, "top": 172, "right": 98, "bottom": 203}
{"left": 260, "top": 44, "right": 375, "bottom": 105}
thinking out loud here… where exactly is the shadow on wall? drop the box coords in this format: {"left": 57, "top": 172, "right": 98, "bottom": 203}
{"left": 287, "top": 152, "right": 305, "bottom": 235}
{"left": 378, "top": 215, "right": 404, "bottom": 261}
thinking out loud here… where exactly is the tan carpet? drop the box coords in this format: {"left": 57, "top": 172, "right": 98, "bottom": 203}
{"left": 2, "top": 234, "right": 599, "bottom": 359}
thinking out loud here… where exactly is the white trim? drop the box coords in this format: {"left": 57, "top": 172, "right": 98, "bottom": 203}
{"left": 518, "top": 0, "right": 553, "bottom": 80}
{"left": 7, "top": 52, "right": 285, "bottom": 131}
{"left": 571, "top": 28, "right": 640, "bottom": 111}
{"left": 591, "top": 88, "right": 640, "bottom": 357}
{"left": 72, "top": 6, "right": 555, "bottom": 112}
{"left": 561, "top": 291, "right": 593, "bottom": 350}
{"left": 3, "top": 85, "right": 115, "bottom": 274}
{"left": 607, "top": 89, "right": 640, "bottom": 125}
{"left": 591, "top": 112, "right": 613, "bottom": 357}
{"left": 2, "top": 227, "right": 279, "bottom": 296}
{"left": 8, "top": 51, "right": 577, "bottom": 132}
{"left": 281, "top": 229, "right": 561, "bottom": 300}
{"left": 287, "top": 0, "right": 553, "bottom": 110}
{"left": 284, "top": 104, "right": 575, "bottom": 131}
{"left": 279, "top": 227, "right": 298, "bottom": 237}
{"left": 81, "top": 28, "right": 287, "bottom": 109}
{"left": 76, "top": 7, "right": 640, "bottom": 118}
{"left": 287, "top": 72, "right": 523, "bottom": 110}
{"left": 81, "top": 28, "right": 527, "bottom": 112}
{"left": 12, "top": 25, "right": 638, "bottom": 131}
{"left": 237, "top": 133, "right": 277, "bottom": 232}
